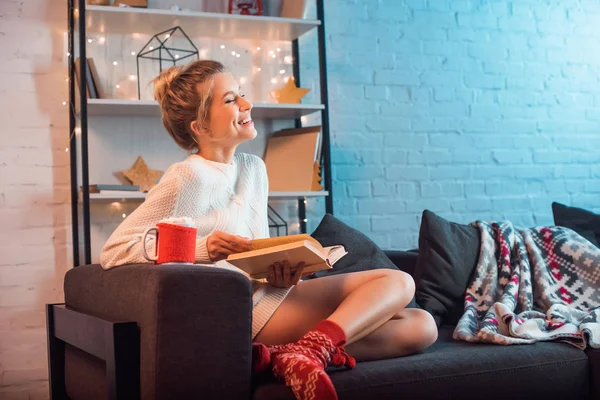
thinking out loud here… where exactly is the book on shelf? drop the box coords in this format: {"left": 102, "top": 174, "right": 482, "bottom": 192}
{"left": 74, "top": 58, "right": 102, "bottom": 99}
{"left": 263, "top": 126, "right": 323, "bottom": 192}
{"left": 85, "top": 184, "right": 141, "bottom": 193}
{"left": 226, "top": 234, "right": 347, "bottom": 280}
{"left": 87, "top": 58, "right": 105, "bottom": 99}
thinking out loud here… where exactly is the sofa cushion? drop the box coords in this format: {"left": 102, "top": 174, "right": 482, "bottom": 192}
{"left": 253, "top": 326, "right": 590, "bottom": 400}
{"left": 413, "top": 210, "right": 480, "bottom": 327}
{"left": 552, "top": 201, "right": 600, "bottom": 247}
{"left": 307, "top": 214, "right": 418, "bottom": 308}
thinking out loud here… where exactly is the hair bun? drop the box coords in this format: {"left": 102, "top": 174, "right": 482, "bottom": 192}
{"left": 152, "top": 65, "right": 183, "bottom": 105}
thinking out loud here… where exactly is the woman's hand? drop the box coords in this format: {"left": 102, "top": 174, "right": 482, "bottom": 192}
{"left": 207, "top": 231, "right": 252, "bottom": 262}
{"left": 267, "top": 260, "right": 306, "bottom": 288}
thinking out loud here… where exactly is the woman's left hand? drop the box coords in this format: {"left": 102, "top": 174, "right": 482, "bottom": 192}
{"left": 267, "top": 260, "right": 305, "bottom": 288}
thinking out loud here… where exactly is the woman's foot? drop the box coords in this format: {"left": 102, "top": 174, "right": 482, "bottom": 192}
{"left": 269, "top": 320, "right": 355, "bottom": 400}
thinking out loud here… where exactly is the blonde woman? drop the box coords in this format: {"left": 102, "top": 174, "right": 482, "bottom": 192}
{"left": 100, "top": 60, "right": 437, "bottom": 400}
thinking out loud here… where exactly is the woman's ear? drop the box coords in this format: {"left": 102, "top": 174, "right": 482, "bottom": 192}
{"left": 190, "top": 120, "right": 201, "bottom": 137}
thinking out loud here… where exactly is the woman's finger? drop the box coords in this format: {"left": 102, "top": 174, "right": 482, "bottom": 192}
{"left": 291, "top": 262, "right": 305, "bottom": 284}
{"left": 215, "top": 239, "right": 238, "bottom": 255}
{"left": 217, "top": 232, "right": 252, "bottom": 250}
{"left": 274, "top": 262, "right": 283, "bottom": 285}
{"left": 268, "top": 264, "right": 275, "bottom": 283}
{"left": 283, "top": 261, "right": 291, "bottom": 287}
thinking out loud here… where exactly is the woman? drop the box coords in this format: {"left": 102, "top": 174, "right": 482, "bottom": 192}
{"left": 101, "top": 60, "right": 437, "bottom": 400}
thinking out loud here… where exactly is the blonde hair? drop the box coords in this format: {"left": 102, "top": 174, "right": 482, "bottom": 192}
{"left": 152, "top": 60, "right": 226, "bottom": 150}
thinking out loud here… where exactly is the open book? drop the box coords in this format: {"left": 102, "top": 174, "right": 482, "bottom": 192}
{"left": 226, "top": 234, "right": 347, "bottom": 280}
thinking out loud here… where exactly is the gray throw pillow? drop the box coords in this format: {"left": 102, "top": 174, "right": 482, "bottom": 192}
{"left": 307, "top": 214, "right": 418, "bottom": 309}
{"left": 413, "top": 210, "right": 480, "bottom": 327}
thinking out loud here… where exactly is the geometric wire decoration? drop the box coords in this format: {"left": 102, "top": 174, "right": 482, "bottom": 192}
{"left": 268, "top": 205, "right": 288, "bottom": 237}
{"left": 136, "top": 26, "right": 199, "bottom": 99}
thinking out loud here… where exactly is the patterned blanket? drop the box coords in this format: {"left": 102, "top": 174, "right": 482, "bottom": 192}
{"left": 453, "top": 221, "right": 600, "bottom": 349}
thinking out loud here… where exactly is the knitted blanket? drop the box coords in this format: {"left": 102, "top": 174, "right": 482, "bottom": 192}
{"left": 453, "top": 221, "right": 600, "bottom": 349}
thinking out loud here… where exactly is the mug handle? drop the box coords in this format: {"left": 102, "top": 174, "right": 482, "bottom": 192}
{"left": 142, "top": 227, "right": 159, "bottom": 262}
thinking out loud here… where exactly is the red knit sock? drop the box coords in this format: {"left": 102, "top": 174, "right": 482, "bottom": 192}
{"left": 269, "top": 320, "right": 356, "bottom": 400}
{"left": 252, "top": 343, "right": 271, "bottom": 377}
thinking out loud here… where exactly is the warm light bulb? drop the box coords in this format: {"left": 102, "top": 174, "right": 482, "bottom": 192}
{"left": 131, "top": 51, "right": 136, "bottom": 56}
{"left": 129, "top": 75, "right": 136, "bottom": 81}
{"left": 303, "top": 200, "right": 307, "bottom": 204}
{"left": 231, "top": 51, "right": 236, "bottom": 56}
{"left": 149, "top": 46, "right": 154, "bottom": 50}
{"left": 66, "top": 52, "right": 70, "bottom": 56}
{"left": 65, "top": 147, "right": 69, "bottom": 152}
{"left": 87, "top": 38, "right": 92, "bottom": 43}
{"left": 98, "top": 36, "right": 105, "bottom": 44}
{"left": 166, "top": 34, "right": 171, "bottom": 38}
{"left": 284, "top": 55, "right": 292, "bottom": 63}
{"left": 284, "top": 76, "right": 290, "bottom": 82}
{"left": 236, "top": 53, "right": 240, "bottom": 58}
{"left": 269, "top": 50, "right": 274, "bottom": 55}
{"left": 257, "top": 67, "right": 262, "bottom": 72}
{"left": 271, "top": 54, "right": 276, "bottom": 58}
{"left": 220, "top": 45, "right": 225, "bottom": 49}
{"left": 271, "top": 78, "right": 277, "bottom": 84}
{"left": 303, "top": 218, "right": 308, "bottom": 223}
{"left": 256, "top": 46, "right": 261, "bottom": 50}
{"left": 279, "top": 69, "right": 285, "bottom": 74}
{"left": 113, "top": 61, "right": 118, "bottom": 66}
{"left": 175, "top": 54, "right": 179, "bottom": 59}
{"left": 122, "top": 213, "right": 127, "bottom": 218}
{"left": 276, "top": 48, "right": 281, "bottom": 52}
{"left": 240, "top": 77, "right": 247, "bottom": 84}
{"left": 62, "top": 101, "right": 67, "bottom": 105}
{"left": 116, "top": 84, "right": 120, "bottom": 89}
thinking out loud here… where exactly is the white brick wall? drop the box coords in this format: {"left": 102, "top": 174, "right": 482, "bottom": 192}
{"left": 0, "top": 0, "right": 70, "bottom": 398}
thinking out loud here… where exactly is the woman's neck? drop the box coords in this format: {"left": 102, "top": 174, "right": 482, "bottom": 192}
{"left": 196, "top": 147, "right": 236, "bottom": 165}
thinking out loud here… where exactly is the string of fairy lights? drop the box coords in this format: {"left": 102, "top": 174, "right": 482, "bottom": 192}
{"left": 65, "top": 7, "right": 315, "bottom": 228}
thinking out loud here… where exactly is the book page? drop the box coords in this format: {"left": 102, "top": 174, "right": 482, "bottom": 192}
{"left": 324, "top": 246, "right": 348, "bottom": 266}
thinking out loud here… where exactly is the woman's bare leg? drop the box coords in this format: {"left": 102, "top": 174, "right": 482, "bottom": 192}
{"left": 345, "top": 308, "right": 438, "bottom": 361}
{"left": 255, "top": 269, "right": 437, "bottom": 360}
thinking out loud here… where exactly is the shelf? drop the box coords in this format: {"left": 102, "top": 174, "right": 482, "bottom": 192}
{"left": 86, "top": 99, "right": 324, "bottom": 119}
{"left": 84, "top": 6, "right": 320, "bottom": 41}
{"left": 87, "top": 191, "right": 329, "bottom": 202}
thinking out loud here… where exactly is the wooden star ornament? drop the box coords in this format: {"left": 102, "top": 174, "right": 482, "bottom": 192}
{"left": 270, "top": 77, "right": 310, "bottom": 104}
{"left": 121, "top": 156, "right": 163, "bottom": 193}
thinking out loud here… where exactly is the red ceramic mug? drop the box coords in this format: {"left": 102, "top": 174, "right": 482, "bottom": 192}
{"left": 142, "top": 219, "right": 197, "bottom": 265}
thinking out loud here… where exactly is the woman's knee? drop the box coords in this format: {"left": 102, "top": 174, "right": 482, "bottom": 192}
{"left": 381, "top": 269, "right": 415, "bottom": 308}
{"left": 410, "top": 309, "right": 438, "bottom": 350}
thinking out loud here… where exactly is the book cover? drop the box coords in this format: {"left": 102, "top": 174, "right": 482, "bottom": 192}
{"left": 87, "top": 184, "right": 140, "bottom": 193}
{"left": 227, "top": 236, "right": 347, "bottom": 280}
{"left": 84, "top": 59, "right": 98, "bottom": 99}
{"left": 87, "top": 58, "right": 105, "bottom": 99}
{"left": 263, "top": 126, "right": 322, "bottom": 192}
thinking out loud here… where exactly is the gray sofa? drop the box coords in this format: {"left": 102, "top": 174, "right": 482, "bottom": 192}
{"left": 53, "top": 250, "right": 599, "bottom": 400}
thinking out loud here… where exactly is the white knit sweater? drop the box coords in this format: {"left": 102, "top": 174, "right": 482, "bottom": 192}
{"left": 100, "top": 152, "right": 292, "bottom": 338}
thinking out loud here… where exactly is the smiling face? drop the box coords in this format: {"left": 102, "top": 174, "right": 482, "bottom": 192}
{"left": 198, "top": 72, "right": 256, "bottom": 145}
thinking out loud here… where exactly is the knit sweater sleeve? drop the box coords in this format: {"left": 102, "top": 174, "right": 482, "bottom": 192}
{"left": 99, "top": 163, "right": 212, "bottom": 269}
{"left": 258, "top": 157, "right": 270, "bottom": 239}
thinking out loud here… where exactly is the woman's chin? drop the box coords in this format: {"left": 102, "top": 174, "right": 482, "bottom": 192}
{"left": 242, "top": 127, "right": 258, "bottom": 141}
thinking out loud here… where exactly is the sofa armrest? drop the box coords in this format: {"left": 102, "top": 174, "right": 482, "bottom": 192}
{"left": 64, "top": 264, "right": 253, "bottom": 400}
{"left": 587, "top": 347, "right": 600, "bottom": 399}
{"left": 384, "top": 250, "right": 419, "bottom": 276}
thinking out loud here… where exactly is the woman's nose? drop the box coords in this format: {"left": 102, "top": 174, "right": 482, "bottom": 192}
{"left": 240, "top": 96, "right": 252, "bottom": 111}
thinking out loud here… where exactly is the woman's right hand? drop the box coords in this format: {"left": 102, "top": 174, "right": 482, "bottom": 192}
{"left": 207, "top": 231, "right": 252, "bottom": 262}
